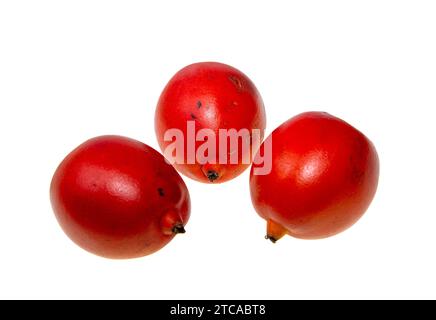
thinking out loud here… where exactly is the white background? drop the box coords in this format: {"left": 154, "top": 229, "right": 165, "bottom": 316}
{"left": 1, "top": 0, "right": 435, "bottom": 299}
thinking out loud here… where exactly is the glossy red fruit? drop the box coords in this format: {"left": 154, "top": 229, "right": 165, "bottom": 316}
{"left": 250, "top": 112, "right": 379, "bottom": 241}
{"left": 155, "top": 62, "right": 266, "bottom": 183}
{"left": 50, "top": 135, "right": 190, "bottom": 259}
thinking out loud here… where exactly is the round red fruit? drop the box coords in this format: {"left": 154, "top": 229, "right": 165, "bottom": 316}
{"left": 155, "top": 62, "right": 266, "bottom": 183}
{"left": 50, "top": 135, "right": 190, "bottom": 259}
{"left": 250, "top": 112, "right": 379, "bottom": 241}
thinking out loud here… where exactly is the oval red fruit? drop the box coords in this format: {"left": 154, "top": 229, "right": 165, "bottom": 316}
{"left": 155, "top": 62, "right": 266, "bottom": 183}
{"left": 50, "top": 135, "right": 190, "bottom": 259}
{"left": 250, "top": 112, "right": 379, "bottom": 241}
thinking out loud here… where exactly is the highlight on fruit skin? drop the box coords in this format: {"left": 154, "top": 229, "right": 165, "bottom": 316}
{"left": 249, "top": 112, "right": 380, "bottom": 242}
{"left": 50, "top": 135, "right": 190, "bottom": 259}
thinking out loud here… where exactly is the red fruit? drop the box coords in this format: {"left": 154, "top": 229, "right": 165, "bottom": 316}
{"left": 250, "top": 112, "right": 379, "bottom": 241}
{"left": 50, "top": 136, "right": 190, "bottom": 259}
{"left": 155, "top": 62, "right": 266, "bottom": 183}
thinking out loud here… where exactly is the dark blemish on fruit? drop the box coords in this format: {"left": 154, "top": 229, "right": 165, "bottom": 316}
{"left": 206, "top": 170, "right": 219, "bottom": 182}
{"left": 190, "top": 113, "right": 197, "bottom": 119}
{"left": 92, "top": 183, "right": 97, "bottom": 188}
{"left": 349, "top": 154, "right": 365, "bottom": 183}
{"left": 157, "top": 187, "right": 165, "bottom": 197}
{"left": 229, "top": 75, "right": 243, "bottom": 91}
{"left": 352, "top": 167, "right": 365, "bottom": 183}
{"left": 197, "top": 101, "right": 202, "bottom": 108}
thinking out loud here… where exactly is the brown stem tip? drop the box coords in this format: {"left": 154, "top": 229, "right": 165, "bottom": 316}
{"left": 206, "top": 170, "right": 219, "bottom": 182}
{"left": 266, "top": 219, "right": 287, "bottom": 242}
{"left": 172, "top": 224, "right": 186, "bottom": 234}
{"left": 265, "top": 235, "right": 278, "bottom": 243}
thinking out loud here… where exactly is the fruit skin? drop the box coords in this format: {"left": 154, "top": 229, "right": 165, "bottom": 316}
{"left": 50, "top": 135, "right": 190, "bottom": 259}
{"left": 155, "top": 62, "right": 266, "bottom": 183}
{"left": 250, "top": 112, "right": 379, "bottom": 240}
